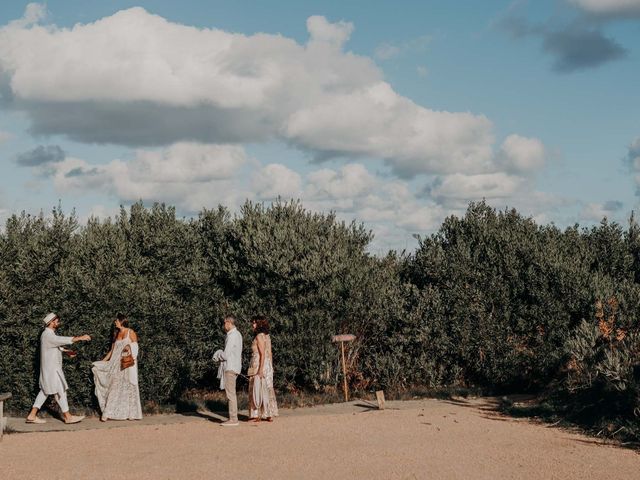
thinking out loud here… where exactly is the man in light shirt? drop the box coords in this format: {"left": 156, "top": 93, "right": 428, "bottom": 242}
{"left": 213, "top": 315, "right": 243, "bottom": 426}
{"left": 25, "top": 312, "right": 92, "bottom": 424}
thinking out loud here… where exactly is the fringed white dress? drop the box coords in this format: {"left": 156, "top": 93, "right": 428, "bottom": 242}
{"left": 249, "top": 333, "right": 279, "bottom": 419}
{"left": 92, "top": 329, "right": 142, "bottom": 420}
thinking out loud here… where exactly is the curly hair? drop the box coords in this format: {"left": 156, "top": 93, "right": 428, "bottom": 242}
{"left": 251, "top": 314, "right": 270, "bottom": 335}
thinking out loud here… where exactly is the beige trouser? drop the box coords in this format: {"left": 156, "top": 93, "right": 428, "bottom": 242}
{"left": 33, "top": 389, "right": 69, "bottom": 413}
{"left": 224, "top": 371, "right": 238, "bottom": 422}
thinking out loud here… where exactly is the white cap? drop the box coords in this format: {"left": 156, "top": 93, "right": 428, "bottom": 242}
{"left": 42, "top": 312, "right": 58, "bottom": 326}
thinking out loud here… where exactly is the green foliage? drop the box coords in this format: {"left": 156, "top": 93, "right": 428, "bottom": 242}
{"left": 560, "top": 301, "right": 640, "bottom": 439}
{"left": 0, "top": 200, "right": 402, "bottom": 410}
{"left": 1, "top": 198, "right": 640, "bottom": 438}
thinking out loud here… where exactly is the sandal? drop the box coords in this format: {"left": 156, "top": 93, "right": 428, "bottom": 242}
{"left": 25, "top": 417, "right": 46, "bottom": 424}
{"left": 64, "top": 415, "right": 85, "bottom": 424}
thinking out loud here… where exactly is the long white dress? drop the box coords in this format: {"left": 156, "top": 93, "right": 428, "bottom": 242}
{"left": 91, "top": 329, "right": 142, "bottom": 420}
{"left": 248, "top": 334, "right": 279, "bottom": 419}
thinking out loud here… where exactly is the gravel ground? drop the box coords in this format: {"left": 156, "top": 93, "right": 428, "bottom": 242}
{"left": 2, "top": 397, "right": 638, "bottom": 479}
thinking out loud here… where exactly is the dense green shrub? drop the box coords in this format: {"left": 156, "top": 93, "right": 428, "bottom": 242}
{"left": 1, "top": 198, "right": 639, "bottom": 436}
{"left": 557, "top": 297, "right": 640, "bottom": 439}
{"left": 0, "top": 200, "right": 403, "bottom": 410}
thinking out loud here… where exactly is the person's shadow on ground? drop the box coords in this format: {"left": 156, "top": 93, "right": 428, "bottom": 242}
{"left": 177, "top": 397, "right": 250, "bottom": 423}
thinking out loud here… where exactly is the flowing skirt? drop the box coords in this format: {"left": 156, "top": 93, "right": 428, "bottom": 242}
{"left": 249, "top": 359, "right": 279, "bottom": 419}
{"left": 92, "top": 342, "right": 142, "bottom": 420}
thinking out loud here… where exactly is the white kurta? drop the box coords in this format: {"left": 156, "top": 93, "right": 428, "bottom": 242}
{"left": 214, "top": 327, "right": 243, "bottom": 390}
{"left": 39, "top": 328, "right": 74, "bottom": 395}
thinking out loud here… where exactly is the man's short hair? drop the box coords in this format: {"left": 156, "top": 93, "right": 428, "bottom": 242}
{"left": 224, "top": 315, "right": 236, "bottom": 325}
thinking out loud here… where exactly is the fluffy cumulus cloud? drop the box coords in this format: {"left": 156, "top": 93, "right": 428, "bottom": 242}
{"left": 568, "top": 0, "right": 640, "bottom": 18}
{"left": 1, "top": 5, "right": 562, "bottom": 250}
{"left": 580, "top": 200, "right": 624, "bottom": 221}
{"left": 299, "top": 163, "right": 449, "bottom": 242}
{"left": 497, "top": 134, "right": 546, "bottom": 172}
{"left": 24, "top": 143, "right": 448, "bottom": 249}
{"left": 306, "top": 164, "right": 377, "bottom": 200}
{"left": 252, "top": 163, "right": 302, "bottom": 200}
{"left": 44, "top": 143, "right": 249, "bottom": 212}
{"left": 306, "top": 15, "right": 353, "bottom": 47}
{"left": 0, "top": 5, "right": 541, "bottom": 178}
{"left": 427, "top": 173, "right": 525, "bottom": 209}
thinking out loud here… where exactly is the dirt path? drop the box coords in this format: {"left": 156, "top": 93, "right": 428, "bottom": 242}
{"left": 2, "top": 398, "right": 638, "bottom": 479}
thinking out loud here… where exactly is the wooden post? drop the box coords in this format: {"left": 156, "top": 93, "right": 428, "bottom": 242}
{"left": 0, "top": 392, "right": 11, "bottom": 442}
{"left": 375, "top": 390, "right": 386, "bottom": 410}
{"left": 341, "top": 341, "right": 348, "bottom": 402}
{"left": 332, "top": 334, "right": 356, "bottom": 403}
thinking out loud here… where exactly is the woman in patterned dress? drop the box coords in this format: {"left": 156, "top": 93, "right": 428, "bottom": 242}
{"left": 91, "top": 313, "right": 142, "bottom": 421}
{"left": 248, "top": 315, "right": 279, "bottom": 422}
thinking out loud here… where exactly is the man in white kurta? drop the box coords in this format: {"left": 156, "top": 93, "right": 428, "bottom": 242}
{"left": 25, "top": 313, "right": 91, "bottom": 424}
{"left": 213, "top": 315, "right": 243, "bottom": 426}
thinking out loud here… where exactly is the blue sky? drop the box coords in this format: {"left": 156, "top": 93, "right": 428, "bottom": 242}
{"left": 0, "top": 1, "right": 638, "bottom": 252}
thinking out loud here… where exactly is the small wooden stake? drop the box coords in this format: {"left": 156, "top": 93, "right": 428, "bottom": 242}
{"left": 341, "top": 341, "right": 349, "bottom": 402}
{"left": 375, "top": 390, "right": 386, "bottom": 410}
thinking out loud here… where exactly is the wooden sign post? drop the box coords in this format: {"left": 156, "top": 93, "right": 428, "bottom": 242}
{"left": 331, "top": 334, "right": 356, "bottom": 402}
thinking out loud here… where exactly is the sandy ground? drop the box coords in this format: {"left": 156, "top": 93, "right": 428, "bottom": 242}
{"left": 1, "top": 397, "right": 638, "bottom": 479}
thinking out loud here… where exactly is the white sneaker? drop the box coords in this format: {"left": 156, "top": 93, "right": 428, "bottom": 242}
{"left": 220, "top": 420, "right": 239, "bottom": 427}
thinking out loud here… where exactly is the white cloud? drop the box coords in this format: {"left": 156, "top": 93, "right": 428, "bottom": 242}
{"left": 306, "top": 164, "right": 377, "bottom": 200}
{"left": 10, "top": 2, "right": 47, "bottom": 27}
{"left": 497, "top": 134, "right": 546, "bottom": 172}
{"left": 0, "top": 6, "right": 537, "bottom": 178}
{"left": 429, "top": 172, "right": 526, "bottom": 208}
{"left": 568, "top": 0, "right": 640, "bottom": 17}
{"left": 306, "top": 15, "right": 354, "bottom": 48}
{"left": 40, "top": 146, "right": 449, "bottom": 249}
{"left": 1, "top": 5, "right": 565, "bottom": 250}
{"left": 286, "top": 82, "right": 495, "bottom": 177}
{"left": 580, "top": 200, "right": 624, "bottom": 221}
{"left": 48, "top": 143, "right": 248, "bottom": 212}
{"left": 16, "top": 137, "right": 568, "bottom": 252}
{"left": 300, "top": 164, "right": 449, "bottom": 247}
{"left": 252, "top": 163, "right": 302, "bottom": 200}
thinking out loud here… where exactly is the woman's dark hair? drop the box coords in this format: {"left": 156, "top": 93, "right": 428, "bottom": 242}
{"left": 116, "top": 313, "right": 130, "bottom": 328}
{"left": 111, "top": 313, "right": 130, "bottom": 341}
{"left": 251, "top": 315, "right": 270, "bottom": 335}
